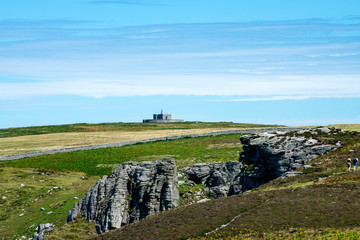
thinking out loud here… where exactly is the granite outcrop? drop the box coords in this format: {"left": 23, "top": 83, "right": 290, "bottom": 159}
{"left": 67, "top": 158, "right": 179, "bottom": 234}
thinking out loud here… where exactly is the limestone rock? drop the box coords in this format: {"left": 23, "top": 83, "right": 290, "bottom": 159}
{"left": 67, "top": 158, "right": 179, "bottom": 234}
{"left": 186, "top": 163, "right": 211, "bottom": 185}
{"left": 317, "top": 126, "right": 331, "bottom": 134}
{"left": 186, "top": 161, "right": 241, "bottom": 198}
{"left": 185, "top": 127, "right": 338, "bottom": 197}
{"left": 32, "top": 223, "right": 54, "bottom": 240}
{"left": 238, "top": 128, "right": 337, "bottom": 190}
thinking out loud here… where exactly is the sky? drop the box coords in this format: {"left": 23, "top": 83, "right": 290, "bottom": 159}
{"left": 1, "top": 0, "right": 360, "bottom": 128}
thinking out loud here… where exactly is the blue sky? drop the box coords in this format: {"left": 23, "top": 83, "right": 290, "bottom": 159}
{"left": 1, "top": 0, "right": 360, "bottom": 128}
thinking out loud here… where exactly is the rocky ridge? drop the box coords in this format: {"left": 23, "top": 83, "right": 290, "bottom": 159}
{"left": 183, "top": 127, "right": 339, "bottom": 198}
{"left": 67, "top": 159, "right": 179, "bottom": 234}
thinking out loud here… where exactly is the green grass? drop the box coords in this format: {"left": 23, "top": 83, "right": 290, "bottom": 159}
{"left": 0, "top": 167, "right": 98, "bottom": 239}
{"left": 178, "top": 183, "right": 209, "bottom": 205}
{"left": 47, "top": 219, "right": 97, "bottom": 240}
{"left": 0, "top": 122, "right": 280, "bottom": 138}
{"left": 0, "top": 134, "right": 244, "bottom": 176}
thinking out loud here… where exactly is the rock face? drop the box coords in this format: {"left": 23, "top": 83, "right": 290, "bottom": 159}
{"left": 238, "top": 130, "right": 336, "bottom": 189}
{"left": 186, "top": 161, "right": 241, "bottom": 198}
{"left": 186, "top": 128, "right": 338, "bottom": 197}
{"left": 32, "top": 223, "right": 54, "bottom": 240}
{"left": 67, "top": 158, "right": 179, "bottom": 234}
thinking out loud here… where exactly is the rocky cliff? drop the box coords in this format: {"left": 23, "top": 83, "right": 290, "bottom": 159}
{"left": 185, "top": 127, "right": 339, "bottom": 197}
{"left": 67, "top": 127, "right": 338, "bottom": 235}
{"left": 237, "top": 128, "right": 338, "bottom": 189}
{"left": 67, "top": 158, "right": 179, "bottom": 234}
{"left": 185, "top": 161, "right": 241, "bottom": 198}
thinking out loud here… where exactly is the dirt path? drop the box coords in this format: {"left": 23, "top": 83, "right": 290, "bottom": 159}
{"left": 205, "top": 197, "right": 274, "bottom": 236}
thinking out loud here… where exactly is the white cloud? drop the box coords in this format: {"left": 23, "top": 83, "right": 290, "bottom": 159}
{"left": 1, "top": 74, "right": 360, "bottom": 100}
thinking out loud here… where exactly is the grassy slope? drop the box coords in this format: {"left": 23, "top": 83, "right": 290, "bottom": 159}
{"left": 91, "top": 128, "right": 360, "bottom": 240}
{"left": 0, "top": 168, "right": 99, "bottom": 239}
{"left": 95, "top": 184, "right": 360, "bottom": 240}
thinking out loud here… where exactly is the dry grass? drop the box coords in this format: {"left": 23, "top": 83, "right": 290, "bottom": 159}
{"left": 329, "top": 124, "right": 360, "bottom": 132}
{"left": 0, "top": 128, "right": 240, "bottom": 156}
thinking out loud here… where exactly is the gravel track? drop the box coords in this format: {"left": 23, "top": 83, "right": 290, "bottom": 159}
{"left": 0, "top": 128, "right": 307, "bottom": 161}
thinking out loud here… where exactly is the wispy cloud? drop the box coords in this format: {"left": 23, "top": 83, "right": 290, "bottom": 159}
{"left": 217, "top": 94, "right": 360, "bottom": 102}
{"left": 1, "top": 74, "right": 360, "bottom": 100}
{"left": 1, "top": 18, "right": 360, "bottom": 100}
{"left": 306, "top": 52, "right": 358, "bottom": 58}
{"left": 224, "top": 67, "right": 287, "bottom": 75}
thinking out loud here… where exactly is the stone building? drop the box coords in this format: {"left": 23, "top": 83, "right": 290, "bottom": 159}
{"left": 143, "top": 110, "right": 184, "bottom": 123}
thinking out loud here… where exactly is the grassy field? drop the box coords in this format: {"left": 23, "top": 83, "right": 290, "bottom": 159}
{"left": 0, "top": 122, "right": 278, "bottom": 156}
{"left": 0, "top": 132, "right": 244, "bottom": 239}
{"left": 0, "top": 134, "right": 243, "bottom": 176}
